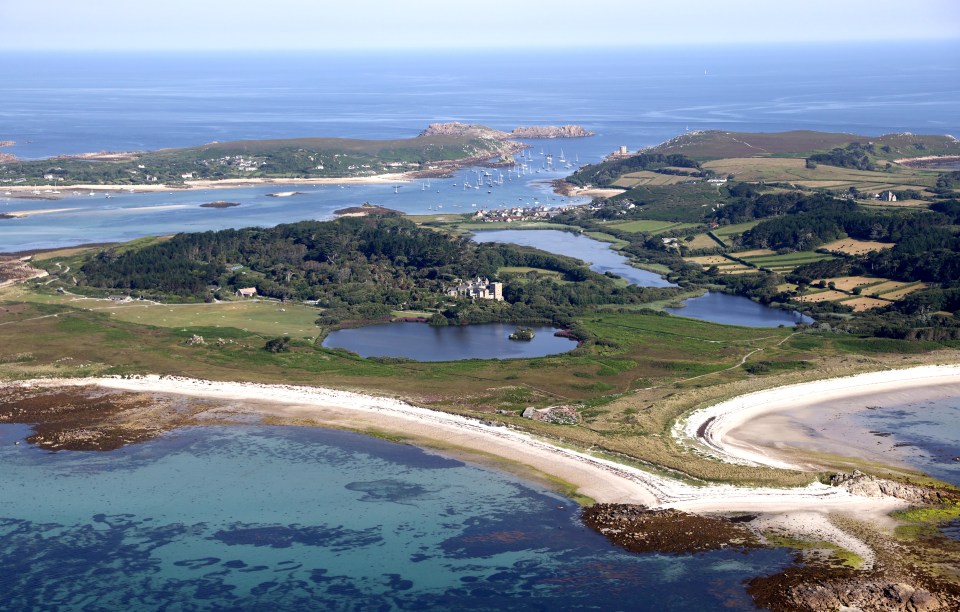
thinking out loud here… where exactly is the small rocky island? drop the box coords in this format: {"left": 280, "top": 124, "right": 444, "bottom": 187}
{"left": 199, "top": 201, "right": 240, "bottom": 209}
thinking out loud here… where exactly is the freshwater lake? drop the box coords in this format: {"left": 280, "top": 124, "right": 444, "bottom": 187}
{"left": 666, "top": 292, "right": 814, "bottom": 328}
{"left": 471, "top": 229, "right": 676, "bottom": 288}
{"left": 323, "top": 323, "right": 576, "bottom": 361}
{"left": 471, "top": 229, "right": 811, "bottom": 327}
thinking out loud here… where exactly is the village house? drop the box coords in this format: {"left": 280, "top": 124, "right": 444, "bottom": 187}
{"left": 236, "top": 287, "right": 258, "bottom": 298}
{"left": 446, "top": 277, "right": 503, "bottom": 301}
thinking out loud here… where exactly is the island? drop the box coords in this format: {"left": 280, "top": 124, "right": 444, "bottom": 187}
{"left": 199, "top": 200, "right": 240, "bottom": 209}
{"left": 2, "top": 127, "right": 960, "bottom": 611}
{"left": 508, "top": 326, "right": 535, "bottom": 341}
{"left": 0, "top": 123, "right": 593, "bottom": 192}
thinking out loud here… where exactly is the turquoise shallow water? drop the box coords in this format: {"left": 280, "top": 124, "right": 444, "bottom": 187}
{"left": 0, "top": 424, "right": 790, "bottom": 610}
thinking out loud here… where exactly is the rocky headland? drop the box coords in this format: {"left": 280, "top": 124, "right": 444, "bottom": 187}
{"left": 830, "top": 470, "right": 960, "bottom": 506}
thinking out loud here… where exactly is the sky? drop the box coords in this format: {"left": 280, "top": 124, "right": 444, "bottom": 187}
{"left": 2, "top": 0, "right": 958, "bottom": 51}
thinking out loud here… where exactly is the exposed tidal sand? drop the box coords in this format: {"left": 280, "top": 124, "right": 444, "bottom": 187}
{"left": 1, "top": 173, "right": 414, "bottom": 198}
{"left": 678, "top": 364, "right": 960, "bottom": 472}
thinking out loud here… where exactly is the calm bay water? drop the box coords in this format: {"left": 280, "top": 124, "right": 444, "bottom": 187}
{"left": 471, "top": 228, "right": 676, "bottom": 287}
{"left": 732, "top": 383, "right": 960, "bottom": 488}
{"left": 323, "top": 322, "right": 576, "bottom": 361}
{"left": 0, "top": 424, "right": 791, "bottom": 610}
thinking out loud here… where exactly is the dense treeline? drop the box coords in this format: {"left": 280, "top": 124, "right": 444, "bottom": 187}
{"left": 566, "top": 153, "right": 702, "bottom": 187}
{"left": 76, "top": 216, "right": 669, "bottom": 325}
{"left": 712, "top": 191, "right": 951, "bottom": 259}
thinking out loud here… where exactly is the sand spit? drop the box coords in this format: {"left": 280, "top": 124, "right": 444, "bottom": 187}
{"left": 677, "top": 364, "right": 960, "bottom": 471}
{"left": 0, "top": 173, "right": 415, "bottom": 198}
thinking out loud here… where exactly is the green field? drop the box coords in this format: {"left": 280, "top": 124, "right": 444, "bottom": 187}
{"left": 608, "top": 183, "right": 725, "bottom": 222}
{"left": 607, "top": 219, "right": 702, "bottom": 234}
{"left": 650, "top": 130, "right": 960, "bottom": 161}
{"left": 3, "top": 287, "right": 323, "bottom": 339}
{"left": 737, "top": 251, "right": 834, "bottom": 270}
{"left": 712, "top": 220, "right": 763, "bottom": 237}
{"left": 701, "top": 157, "right": 938, "bottom": 195}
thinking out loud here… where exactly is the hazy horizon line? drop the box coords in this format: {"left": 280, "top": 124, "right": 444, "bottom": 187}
{"left": 3, "top": 37, "right": 959, "bottom": 53}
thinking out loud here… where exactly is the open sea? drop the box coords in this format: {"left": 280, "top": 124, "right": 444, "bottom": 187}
{"left": 2, "top": 44, "right": 960, "bottom": 609}
{"left": 1, "top": 43, "right": 959, "bottom": 251}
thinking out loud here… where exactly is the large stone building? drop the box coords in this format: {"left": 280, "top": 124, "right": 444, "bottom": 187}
{"left": 446, "top": 277, "right": 503, "bottom": 301}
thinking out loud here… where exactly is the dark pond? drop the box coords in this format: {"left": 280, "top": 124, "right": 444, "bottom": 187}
{"left": 666, "top": 292, "right": 814, "bottom": 327}
{"left": 323, "top": 322, "right": 577, "bottom": 361}
{"left": 470, "top": 229, "right": 677, "bottom": 287}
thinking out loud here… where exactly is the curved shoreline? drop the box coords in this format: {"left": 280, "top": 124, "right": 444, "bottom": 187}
{"left": 14, "top": 374, "right": 909, "bottom": 521}
{"left": 676, "top": 364, "right": 960, "bottom": 471}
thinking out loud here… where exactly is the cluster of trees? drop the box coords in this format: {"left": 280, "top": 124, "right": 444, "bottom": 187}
{"left": 76, "top": 216, "right": 673, "bottom": 327}
{"left": 934, "top": 171, "right": 960, "bottom": 194}
{"left": 80, "top": 217, "right": 475, "bottom": 303}
{"left": 806, "top": 142, "right": 876, "bottom": 171}
{"left": 566, "top": 153, "right": 701, "bottom": 187}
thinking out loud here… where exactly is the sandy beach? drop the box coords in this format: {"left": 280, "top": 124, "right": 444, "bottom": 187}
{"left": 18, "top": 374, "right": 916, "bottom": 515}
{"left": 0, "top": 173, "right": 415, "bottom": 198}
{"left": 1, "top": 207, "right": 76, "bottom": 218}
{"left": 677, "top": 364, "right": 960, "bottom": 471}
{"left": 13, "top": 370, "right": 955, "bottom": 567}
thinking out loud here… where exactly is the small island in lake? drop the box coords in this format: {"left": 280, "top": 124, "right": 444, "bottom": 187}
{"left": 508, "top": 327, "right": 535, "bottom": 341}
{"left": 199, "top": 201, "right": 240, "bottom": 209}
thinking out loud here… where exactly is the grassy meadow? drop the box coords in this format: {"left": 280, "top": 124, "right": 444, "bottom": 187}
{"left": 4, "top": 277, "right": 956, "bottom": 487}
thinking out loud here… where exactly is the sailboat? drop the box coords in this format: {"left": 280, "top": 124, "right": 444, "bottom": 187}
{"left": 558, "top": 149, "right": 566, "bottom": 163}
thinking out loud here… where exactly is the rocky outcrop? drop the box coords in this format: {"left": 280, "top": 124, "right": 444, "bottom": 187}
{"left": 751, "top": 575, "right": 948, "bottom": 612}
{"left": 418, "top": 122, "right": 510, "bottom": 139}
{"left": 829, "top": 471, "right": 959, "bottom": 505}
{"left": 582, "top": 504, "right": 760, "bottom": 554}
{"left": 418, "top": 122, "right": 594, "bottom": 140}
{"left": 508, "top": 125, "right": 594, "bottom": 139}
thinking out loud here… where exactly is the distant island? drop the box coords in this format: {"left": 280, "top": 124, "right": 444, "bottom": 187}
{"left": 199, "top": 201, "right": 240, "bottom": 209}
{"left": 0, "top": 123, "right": 593, "bottom": 191}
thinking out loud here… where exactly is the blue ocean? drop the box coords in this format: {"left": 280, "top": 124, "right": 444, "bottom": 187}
{"left": 1, "top": 43, "right": 959, "bottom": 251}
{"left": 0, "top": 424, "right": 791, "bottom": 610}
{"left": 2, "top": 44, "right": 960, "bottom": 609}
